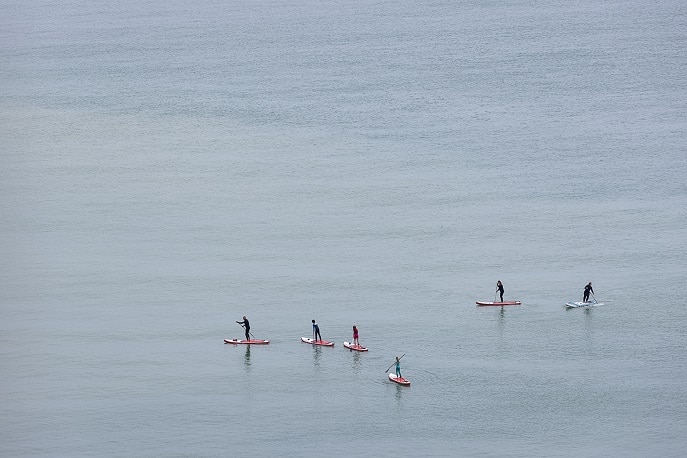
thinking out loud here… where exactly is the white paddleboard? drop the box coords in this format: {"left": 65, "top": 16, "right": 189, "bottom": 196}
{"left": 343, "top": 341, "right": 368, "bottom": 352}
{"left": 565, "top": 301, "right": 604, "bottom": 308}
{"left": 388, "top": 372, "right": 410, "bottom": 386}
{"left": 301, "top": 337, "right": 335, "bottom": 346}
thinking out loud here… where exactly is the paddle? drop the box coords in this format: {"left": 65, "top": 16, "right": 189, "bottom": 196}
{"left": 592, "top": 292, "right": 597, "bottom": 304}
{"left": 385, "top": 353, "right": 405, "bottom": 373}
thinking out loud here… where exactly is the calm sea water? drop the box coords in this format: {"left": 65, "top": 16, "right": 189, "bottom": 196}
{"left": 2, "top": 0, "right": 686, "bottom": 456}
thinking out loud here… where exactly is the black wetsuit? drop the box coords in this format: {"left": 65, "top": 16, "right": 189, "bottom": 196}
{"left": 312, "top": 322, "right": 321, "bottom": 341}
{"left": 583, "top": 284, "right": 594, "bottom": 302}
{"left": 497, "top": 283, "right": 504, "bottom": 302}
{"left": 237, "top": 318, "right": 250, "bottom": 340}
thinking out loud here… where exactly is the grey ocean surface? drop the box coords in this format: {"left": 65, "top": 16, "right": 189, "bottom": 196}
{"left": 2, "top": 0, "right": 686, "bottom": 456}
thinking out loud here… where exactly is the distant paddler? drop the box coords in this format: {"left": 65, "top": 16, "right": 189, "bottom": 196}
{"left": 583, "top": 282, "right": 594, "bottom": 303}
{"left": 496, "top": 280, "right": 504, "bottom": 302}
{"left": 236, "top": 316, "right": 250, "bottom": 341}
{"left": 312, "top": 319, "right": 322, "bottom": 342}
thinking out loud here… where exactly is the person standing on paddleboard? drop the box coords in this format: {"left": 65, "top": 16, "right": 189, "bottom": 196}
{"left": 236, "top": 316, "right": 250, "bottom": 341}
{"left": 583, "top": 282, "right": 594, "bottom": 302}
{"left": 496, "top": 280, "right": 504, "bottom": 302}
{"left": 395, "top": 356, "right": 402, "bottom": 378}
{"left": 312, "top": 319, "right": 322, "bottom": 342}
{"left": 353, "top": 325, "right": 359, "bottom": 346}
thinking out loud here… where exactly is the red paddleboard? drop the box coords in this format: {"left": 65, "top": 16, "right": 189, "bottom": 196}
{"left": 301, "top": 337, "right": 335, "bottom": 347}
{"left": 388, "top": 373, "right": 410, "bottom": 386}
{"left": 224, "top": 339, "right": 269, "bottom": 345}
{"left": 476, "top": 301, "right": 521, "bottom": 306}
{"left": 343, "top": 341, "right": 368, "bottom": 352}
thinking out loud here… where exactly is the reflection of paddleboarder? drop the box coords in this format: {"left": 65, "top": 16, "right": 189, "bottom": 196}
{"left": 583, "top": 282, "right": 594, "bottom": 302}
{"left": 496, "top": 281, "right": 504, "bottom": 302}
{"left": 312, "top": 319, "right": 322, "bottom": 341}
{"left": 236, "top": 316, "right": 250, "bottom": 341}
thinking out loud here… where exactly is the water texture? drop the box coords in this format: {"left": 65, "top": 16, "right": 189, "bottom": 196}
{"left": 1, "top": 0, "right": 686, "bottom": 456}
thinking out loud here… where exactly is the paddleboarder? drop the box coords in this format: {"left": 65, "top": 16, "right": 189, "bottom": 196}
{"left": 236, "top": 316, "right": 250, "bottom": 341}
{"left": 353, "top": 325, "right": 360, "bottom": 346}
{"left": 583, "top": 282, "right": 594, "bottom": 302}
{"left": 496, "top": 280, "right": 504, "bottom": 302}
{"left": 312, "top": 319, "right": 322, "bottom": 342}
{"left": 395, "top": 356, "right": 402, "bottom": 378}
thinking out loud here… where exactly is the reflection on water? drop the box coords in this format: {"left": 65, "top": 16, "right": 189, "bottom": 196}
{"left": 495, "top": 307, "right": 506, "bottom": 352}
{"left": 395, "top": 383, "right": 406, "bottom": 401}
{"left": 583, "top": 307, "right": 596, "bottom": 350}
{"left": 350, "top": 351, "right": 362, "bottom": 372}
{"left": 244, "top": 345, "right": 251, "bottom": 369}
{"left": 312, "top": 345, "right": 322, "bottom": 367}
